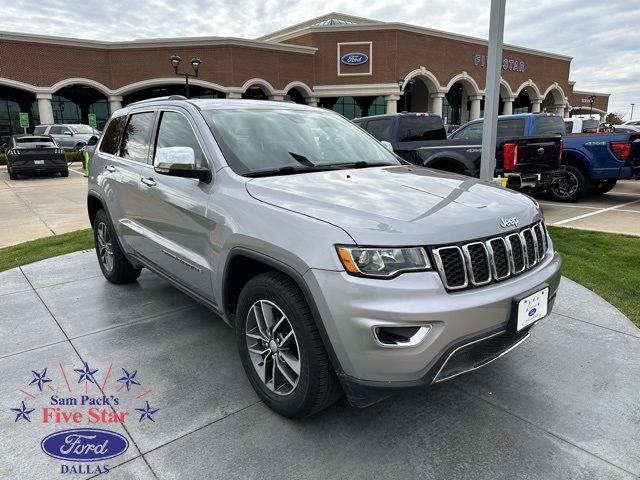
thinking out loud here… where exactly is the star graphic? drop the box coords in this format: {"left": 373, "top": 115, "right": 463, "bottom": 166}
{"left": 28, "top": 368, "right": 52, "bottom": 391}
{"left": 117, "top": 368, "right": 141, "bottom": 391}
{"left": 135, "top": 401, "right": 159, "bottom": 423}
{"left": 11, "top": 401, "right": 35, "bottom": 423}
{"left": 74, "top": 362, "right": 98, "bottom": 384}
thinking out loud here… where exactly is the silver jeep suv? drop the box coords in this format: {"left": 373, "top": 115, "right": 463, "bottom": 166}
{"left": 87, "top": 97, "right": 562, "bottom": 418}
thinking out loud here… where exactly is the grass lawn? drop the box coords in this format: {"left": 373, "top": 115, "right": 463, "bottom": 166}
{"left": 0, "top": 226, "right": 637, "bottom": 328}
{"left": 547, "top": 226, "right": 639, "bottom": 328}
{"left": 0, "top": 229, "right": 94, "bottom": 273}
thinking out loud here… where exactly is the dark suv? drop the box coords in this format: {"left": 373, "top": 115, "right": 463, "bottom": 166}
{"left": 87, "top": 97, "right": 562, "bottom": 418}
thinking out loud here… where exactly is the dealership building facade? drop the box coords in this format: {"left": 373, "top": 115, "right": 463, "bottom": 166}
{"left": 0, "top": 12, "right": 609, "bottom": 137}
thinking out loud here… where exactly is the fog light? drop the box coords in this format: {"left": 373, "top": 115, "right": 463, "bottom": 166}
{"left": 373, "top": 325, "right": 431, "bottom": 347}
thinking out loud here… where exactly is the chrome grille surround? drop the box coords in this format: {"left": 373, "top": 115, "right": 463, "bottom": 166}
{"left": 432, "top": 221, "right": 549, "bottom": 291}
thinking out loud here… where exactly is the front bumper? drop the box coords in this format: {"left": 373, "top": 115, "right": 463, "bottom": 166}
{"left": 304, "top": 251, "right": 562, "bottom": 407}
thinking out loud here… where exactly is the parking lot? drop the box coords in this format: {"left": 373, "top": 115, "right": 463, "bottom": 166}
{"left": 1, "top": 165, "right": 639, "bottom": 479}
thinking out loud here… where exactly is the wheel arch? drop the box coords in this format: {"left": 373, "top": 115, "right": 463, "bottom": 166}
{"left": 222, "top": 247, "right": 345, "bottom": 375}
{"left": 87, "top": 192, "right": 105, "bottom": 228}
{"left": 561, "top": 153, "right": 591, "bottom": 181}
{"left": 422, "top": 151, "right": 476, "bottom": 174}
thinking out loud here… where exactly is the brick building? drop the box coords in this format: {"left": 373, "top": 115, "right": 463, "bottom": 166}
{"left": 0, "top": 12, "right": 609, "bottom": 139}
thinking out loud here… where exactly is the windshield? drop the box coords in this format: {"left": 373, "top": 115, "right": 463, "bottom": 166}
{"left": 201, "top": 108, "right": 401, "bottom": 176}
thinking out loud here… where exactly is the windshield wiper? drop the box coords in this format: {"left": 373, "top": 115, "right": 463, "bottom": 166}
{"left": 243, "top": 165, "right": 341, "bottom": 178}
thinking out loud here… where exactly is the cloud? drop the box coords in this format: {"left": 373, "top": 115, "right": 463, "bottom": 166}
{"left": 2, "top": 0, "right": 639, "bottom": 118}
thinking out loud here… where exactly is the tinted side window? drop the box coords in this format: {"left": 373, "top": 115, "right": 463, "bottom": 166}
{"left": 50, "top": 126, "right": 64, "bottom": 135}
{"left": 564, "top": 122, "right": 573, "bottom": 134}
{"left": 365, "top": 119, "right": 392, "bottom": 141}
{"left": 121, "top": 112, "right": 155, "bottom": 164}
{"left": 398, "top": 117, "right": 446, "bottom": 142}
{"left": 535, "top": 116, "right": 565, "bottom": 136}
{"left": 451, "top": 122, "right": 483, "bottom": 139}
{"left": 33, "top": 126, "right": 47, "bottom": 134}
{"left": 497, "top": 119, "right": 525, "bottom": 136}
{"left": 99, "top": 115, "right": 126, "bottom": 155}
{"left": 155, "top": 111, "right": 206, "bottom": 168}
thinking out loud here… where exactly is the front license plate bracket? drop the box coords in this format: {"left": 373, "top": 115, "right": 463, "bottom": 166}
{"left": 508, "top": 283, "right": 550, "bottom": 332}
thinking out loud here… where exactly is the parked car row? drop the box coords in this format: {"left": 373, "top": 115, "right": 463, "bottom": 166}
{"left": 3, "top": 124, "right": 101, "bottom": 180}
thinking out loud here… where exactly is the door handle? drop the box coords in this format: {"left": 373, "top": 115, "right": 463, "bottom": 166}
{"left": 104, "top": 165, "right": 116, "bottom": 173}
{"left": 141, "top": 177, "right": 157, "bottom": 187}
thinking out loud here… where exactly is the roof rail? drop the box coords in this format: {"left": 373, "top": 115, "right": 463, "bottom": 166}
{"left": 129, "top": 95, "right": 188, "bottom": 106}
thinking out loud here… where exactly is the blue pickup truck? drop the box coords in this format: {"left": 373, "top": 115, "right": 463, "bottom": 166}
{"left": 414, "top": 113, "right": 640, "bottom": 202}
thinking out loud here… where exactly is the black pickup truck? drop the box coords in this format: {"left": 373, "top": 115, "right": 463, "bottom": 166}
{"left": 353, "top": 112, "right": 565, "bottom": 193}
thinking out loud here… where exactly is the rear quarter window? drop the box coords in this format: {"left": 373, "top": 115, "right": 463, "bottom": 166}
{"left": 99, "top": 115, "right": 126, "bottom": 155}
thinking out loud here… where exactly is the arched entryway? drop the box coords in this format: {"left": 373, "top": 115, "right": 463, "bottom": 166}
{"left": 284, "top": 88, "right": 306, "bottom": 104}
{"left": 53, "top": 85, "right": 108, "bottom": 129}
{"left": 0, "top": 86, "right": 38, "bottom": 139}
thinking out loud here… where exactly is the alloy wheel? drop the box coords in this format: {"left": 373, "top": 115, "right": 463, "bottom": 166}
{"left": 245, "top": 300, "right": 300, "bottom": 396}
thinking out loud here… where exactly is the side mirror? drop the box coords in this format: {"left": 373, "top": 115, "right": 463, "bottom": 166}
{"left": 380, "top": 141, "right": 394, "bottom": 152}
{"left": 64, "top": 131, "right": 73, "bottom": 136}
{"left": 87, "top": 135, "right": 99, "bottom": 146}
{"left": 154, "top": 146, "right": 211, "bottom": 183}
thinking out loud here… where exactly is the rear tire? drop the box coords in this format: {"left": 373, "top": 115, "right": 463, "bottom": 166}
{"left": 588, "top": 179, "right": 617, "bottom": 195}
{"left": 547, "top": 165, "right": 586, "bottom": 202}
{"left": 236, "top": 271, "right": 342, "bottom": 418}
{"left": 61, "top": 169, "right": 69, "bottom": 178}
{"left": 93, "top": 209, "right": 141, "bottom": 284}
{"left": 8, "top": 166, "right": 18, "bottom": 180}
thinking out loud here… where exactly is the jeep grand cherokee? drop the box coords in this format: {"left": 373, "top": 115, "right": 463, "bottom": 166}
{"left": 87, "top": 97, "right": 562, "bottom": 418}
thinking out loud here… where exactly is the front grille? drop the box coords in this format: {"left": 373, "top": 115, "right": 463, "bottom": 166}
{"left": 434, "top": 330, "right": 530, "bottom": 382}
{"left": 432, "top": 220, "right": 548, "bottom": 291}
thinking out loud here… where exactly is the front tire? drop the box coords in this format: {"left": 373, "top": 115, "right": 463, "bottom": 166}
{"left": 547, "top": 165, "right": 586, "bottom": 202}
{"left": 236, "top": 272, "right": 342, "bottom": 418}
{"left": 93, "top": 209, "right": 141, "bottom": 284}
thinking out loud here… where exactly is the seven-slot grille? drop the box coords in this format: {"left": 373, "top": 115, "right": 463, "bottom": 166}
{"left": 431, "top": 221, "right": 548, "bottom": 291}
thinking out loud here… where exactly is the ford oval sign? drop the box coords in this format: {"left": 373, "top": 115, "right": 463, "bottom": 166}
{"left": 341, "top": 53, "right": 368, "bottom": 65}
{"left": 41, "top": 428, "right": 129, "bottom": 462}
{"left": 528, "top": 308, "right": 537, "bottom": 317}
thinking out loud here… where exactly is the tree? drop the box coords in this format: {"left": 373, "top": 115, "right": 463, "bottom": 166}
{"left": 605, "top": 112, "right": 625, "bottom": 125}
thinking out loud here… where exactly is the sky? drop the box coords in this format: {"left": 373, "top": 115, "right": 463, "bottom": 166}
{"left": 3, "top": 0, "right": 639, "bottom": 119}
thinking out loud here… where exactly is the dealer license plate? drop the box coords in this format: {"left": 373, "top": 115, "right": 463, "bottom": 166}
{"left": 516, "top": 287, "right": 549, "bottom": 331}
{"left": 34, "top": 160, "right": 44, "bottom": 164}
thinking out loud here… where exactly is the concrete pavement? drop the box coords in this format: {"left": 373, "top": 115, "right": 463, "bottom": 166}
{"left": 1, "top": 252, "right": 639, "bottom": 479}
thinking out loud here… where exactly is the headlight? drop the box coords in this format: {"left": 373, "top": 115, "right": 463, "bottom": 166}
{"left": 336, "top": 246, "right": 431, "bottom": 278}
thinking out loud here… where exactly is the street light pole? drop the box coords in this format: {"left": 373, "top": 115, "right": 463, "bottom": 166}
{"left": 631, "top": 103, "right": 635, "bottom": 120}
{"left": 588, "top": 94, "right": 596, "bottom": 118}
{"left": 170, "top": 54, "right": 202, "bottom": 98}
{"left": 397, "top": 78, "right": 414, "bottom": 112}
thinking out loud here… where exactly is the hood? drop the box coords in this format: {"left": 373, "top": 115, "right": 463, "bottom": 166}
{"left": 245, "top": 166, "right": 542, "bottom": 245}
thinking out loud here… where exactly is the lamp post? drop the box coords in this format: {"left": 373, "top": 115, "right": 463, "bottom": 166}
{"left": 588, "top": 94, "right": 596, "bottom": 118}
{"left": 397, "top": 78, "right": 415, "bottom": 112}
{"left": 631, "top": 103, "right": 635, "bottom": 120}
{"left": 170, "top": 54, "right": 201, "bottom": 98}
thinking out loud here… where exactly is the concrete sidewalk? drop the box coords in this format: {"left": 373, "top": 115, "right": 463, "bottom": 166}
{"left": 1, "top": 251, "right": 639, "bottom": 479}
